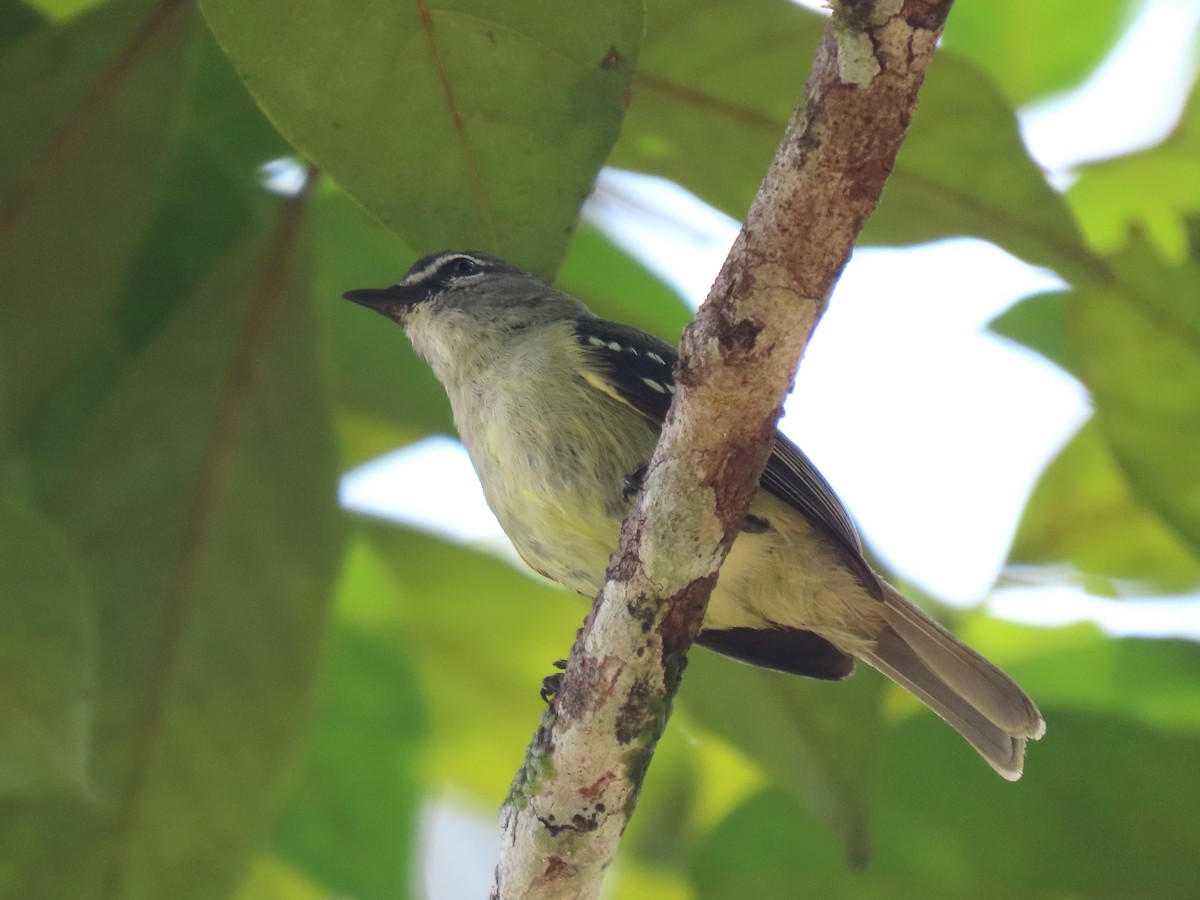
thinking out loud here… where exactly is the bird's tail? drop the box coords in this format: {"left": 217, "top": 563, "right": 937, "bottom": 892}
{"left": 859, "top": 585, "right": 1045, "bottom": 780}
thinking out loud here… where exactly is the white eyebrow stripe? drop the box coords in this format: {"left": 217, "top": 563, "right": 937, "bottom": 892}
{"left": 401, "top": 260, "right": 448, "bottom": 285}
{"left": 402, "top": 253, "right": 482, "bottom": 285}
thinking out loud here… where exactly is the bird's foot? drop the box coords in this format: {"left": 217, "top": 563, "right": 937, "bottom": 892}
{"left": 623, "top": 463, "right": 648, "bottom": 501}
{"left": 540, "top": 658, "right": 568, "bottom": 703}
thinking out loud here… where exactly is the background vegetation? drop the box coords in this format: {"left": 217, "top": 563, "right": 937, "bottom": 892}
{"left": 1, "top": 0, "right": 1198, "bottom": 896}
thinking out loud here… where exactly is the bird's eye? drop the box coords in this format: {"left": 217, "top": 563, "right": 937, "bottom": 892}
{"left": 449, "top": 256, "right": 479, "bottom": 278}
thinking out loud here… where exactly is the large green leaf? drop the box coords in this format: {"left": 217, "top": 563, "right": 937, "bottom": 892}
{"left": 989, "top": 289, "right": 1077, "bottom": 372}
{"left": 198, "top": 0, "right": 643, "bottom": 279}
{"left": 233, "top": 856, "right": 328, "bottom": 900}
{"left": 689, "top": 789, "right": 853, "bottom": 898}
{"left": 610, "top": 0, "right": 817, "bottom": 221}
{"left": 940, "top": 0, "right": 1135, "bottom": 105}
{"left": 1073, "top": 246, "right": 1200, "bottom": 560}
{"left": 678, "top": 647, "right": 885, "bottom": 865}
{"left": 617, "top": 716, "right": 707, "bottom": 872}
{"left": 693, "top": 709, "right": 1200, "bottom": 897}
{"left": 0, "top": 494, "right": 95, "bottom": 797}
{"left": 994, "top": 247, "right": 1200, "bottom": 585}
{"left": 0, "top": 1, "right": 44, "bottom": 52}
{"left": 1010, "top": 634, "right": 1200, "bottom": 735}
{"left": 613, "top": 0, "right": 1097, "bottom": 284}
{"left": 269, "top": 609, "right": 428, "bottom": 900}
{"left": 1068, "top": 72, "right": 1200, "bottom": 263}
{"left": 22, "top": 138, "right": 264, "bottom": 494}
{"left": 1006, "top": 422, "right": 1200, "bottom": 593}
{"left": 865, "top": 52, "right": 1098, "bottom": 284}
{"left": 0, "top": 0, "right": 198, "bottom": 439}
{"left": 872, "top": 710, "right": 1200, "bottom": 897}
{"left": 112, "top": 139, "right": 261, "bottom": 355}
{"left": 357, "top": 521, "right": 583, "bottom": 801}
{"left": 0, "top": 196, "right": 342, "bottom": 900}
{"left": 15, "top": 14, "right": 289, "bottom": 487}
{"left": 23, "top": 0, "right": 111, "bottom": 23}
{"left": 183, "top": 27, "right": 292, "bottom": 179}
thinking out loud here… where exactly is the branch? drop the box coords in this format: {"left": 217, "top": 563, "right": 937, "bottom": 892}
{"left": 493, "top": 1, "right": 954, "bottom": 896}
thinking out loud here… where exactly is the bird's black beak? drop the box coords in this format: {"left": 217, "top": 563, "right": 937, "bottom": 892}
{"left": 342, "top": 284, "right": 422, "bottom": 318}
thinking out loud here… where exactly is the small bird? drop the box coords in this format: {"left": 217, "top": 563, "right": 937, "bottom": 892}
{"left": 345, "top": 250, "right": 1045, "bottom": 779}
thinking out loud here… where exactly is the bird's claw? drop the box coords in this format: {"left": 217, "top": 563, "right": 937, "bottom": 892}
{"left": 540, "top": 659, "right": 568, "bottom": 703}
{"left": 623, "top": 463, "right": 648, "bottom": 501}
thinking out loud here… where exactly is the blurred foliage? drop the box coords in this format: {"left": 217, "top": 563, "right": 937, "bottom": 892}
{"left": 200, "top": 0, "right": 642, "bottom": 280}
{"left": 0, "top": 0, "right": 1198, "bottom": 897}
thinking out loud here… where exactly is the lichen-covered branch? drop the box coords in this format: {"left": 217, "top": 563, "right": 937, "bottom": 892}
{"left": 492, "top": 1, "right": 955, "bottom": 896}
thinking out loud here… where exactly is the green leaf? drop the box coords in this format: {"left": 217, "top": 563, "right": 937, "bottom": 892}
{"left": 693, "top": 710, "right": 1200, "bottom": 897}
{"left": 1010, "top": 635, "right": 1200, "bottom": 735}
{"left": 613, "top": 0, "right": 1098, "bottom": 283}
{"left": 864, "top": 52, "right": 1097, "bottom": 283}
{"left": 1008, "top": 422, "right": 1200, "bottom": 593}
{"left": 357, "top": 521, "right": 584, "bottom": 801}
{"left": 266, "top": 539, "right": 429, "bottom": 900}
{"left": 233, "top": 857, "right": 329, "bottom": 900}
{"left": 1073, "top": 245, "right": 1200, "bottom": 560}
{"left": 989, "top": 289, "right": 1076, "bottom": 372}
{"left": 112, "top": 139, "right": 260, "bottom": 356}
{"left": 871, "top": 710, "right": 1200, "bottom": 896}
{"left": 19, "top": 137, "right": 266, "bottom": 498}
{"left": 198, "top": 0, "right": 643, "bottom": 279}
{"left": 690, "top": 789, "right": 853, "bottom": 899}
{"left": 183, "top": 27, "right": 292, "bottom": 178}
{"left": 0, "top": 0, "right": 199, "bottom": 439}
{"left": 995, "top": 246, "right": 1200, "bottom": 586}
{"left": 678, "top": 650, "right": 885, "bottom": 866}
{"left": 619, "top": 712, "right": 714, "bottom": 873}
{"left": 0, "top": 494, "right": 96, "bottom": 796}
{"left": 941, "top": 0, "right": 1136, "bottom": 105}
{"left": 1068, "top": 77, "right": 1200, "bottom": 264}
{"left": 0, "top": 1, "right": 45, "bottom": 52}
{"left": 0, "top": 194, "right": 342, "bottom": 900}
{"left": 270, "top": 610, "right": 427, "bottom": 900}
{"left": 610, "top": 0, "right": 819, "bottom": 220}
{"left": 23, "top": 0, "right": 111, "bottom": 23}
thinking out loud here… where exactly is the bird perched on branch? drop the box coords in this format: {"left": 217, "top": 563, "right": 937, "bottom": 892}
{"left": 345, "top": 249, "right": 1045, "bottom": 779}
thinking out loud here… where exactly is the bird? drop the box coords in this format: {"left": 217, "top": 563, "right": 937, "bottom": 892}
{"left": 344, "top": 249, "right": 1046, "bottom": 779}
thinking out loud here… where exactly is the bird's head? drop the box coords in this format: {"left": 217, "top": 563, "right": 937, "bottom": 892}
{"left": 344, "top": 250, "right": 591, "bottom": 383}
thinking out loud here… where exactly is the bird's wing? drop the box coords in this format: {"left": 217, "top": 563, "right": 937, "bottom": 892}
{"left": 571, "top": 318, "right": 678, "bottom": 422}
{"left": 572, "top": 317, "right": 881, "bottom": 597}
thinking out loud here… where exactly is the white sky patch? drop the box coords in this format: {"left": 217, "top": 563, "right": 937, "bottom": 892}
{"left": 1020, "top": 0, "right": 1200, "bottom": 179}
{"left": 586, "top": 168, "right": 737, "bottom": 305}
{"left": 340, "top": 436, "right": 506, "bottom": 545}
{"left": 258, "top": 157, "right": 309, "bottom": 196}
{"left": 992, "top": 586, "right": 1200, "bottom": 641}
{"left": 785, "top": 240, "right": 1088, "bottom": 604}
{"left": 416, "top": 799, "right": 500, "bottom": 899}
